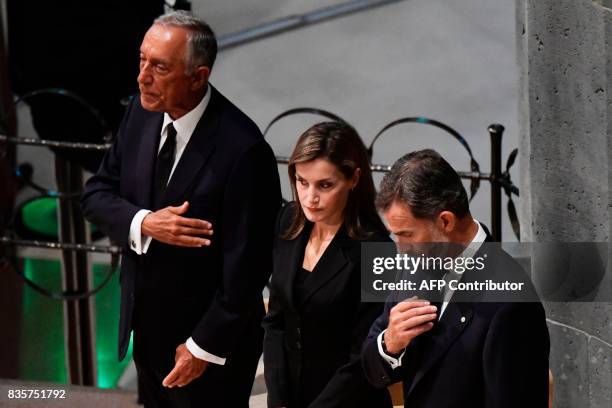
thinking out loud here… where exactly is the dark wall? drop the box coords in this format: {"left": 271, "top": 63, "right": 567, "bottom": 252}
{"left": 7, "top": 0, "right": 164, "bottom": 172}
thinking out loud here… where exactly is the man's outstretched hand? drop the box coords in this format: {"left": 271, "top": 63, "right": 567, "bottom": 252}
{"left": 162, "top": 343, "right": 208, "bottom": 388}
{"left": 142, "top": 201, "right": 213, "bottom": 247}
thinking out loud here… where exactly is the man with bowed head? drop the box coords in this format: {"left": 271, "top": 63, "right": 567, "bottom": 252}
{"left": 361, "top": 149, "right": 549, "bottom": 408}
{"left": 81, "top": 10, "right": 281, "bottom": 407}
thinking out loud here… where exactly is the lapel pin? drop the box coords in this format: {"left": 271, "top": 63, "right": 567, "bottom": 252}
{"left": 460, "top": 316, "right": 466, "bottom": 323}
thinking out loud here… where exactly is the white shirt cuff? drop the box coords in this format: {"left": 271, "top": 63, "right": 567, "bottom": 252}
{"left": 185, "top": 337, "right": 226, "bottom": 366}
{"left": 377, "top": 330, "right": 405, "bottom": 369}
{"left": 129, "top": 209, "right": 152, "bottom": 254}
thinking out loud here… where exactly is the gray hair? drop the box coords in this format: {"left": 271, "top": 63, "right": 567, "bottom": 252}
{"left": 154, "top": 11, "right": 217, "bottom": 72}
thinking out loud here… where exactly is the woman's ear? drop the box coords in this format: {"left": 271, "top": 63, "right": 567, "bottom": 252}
{"left": 351, "top": 168, "right": 361, "bottom": 189}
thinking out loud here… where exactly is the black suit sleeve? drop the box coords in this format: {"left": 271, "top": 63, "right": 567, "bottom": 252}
{"left": 262, "top": 204, "right": 291, "bottom": 408}
{"left": 262, "top": 265, "right": 290, "bottom": 407}
{"left": 361, "top": 299, "right": 405, "bottom": 388}
{"left": 309, "top": 300, "right": 390, "bottom": 407}
{"left": 483, "top": 302, "right": 550, "bottom": 408}
{"left": 190, "top": 140, "right": 281, "bottom": 358}
{"left": 80, "top": 99, "right": 141, "bottom": 245}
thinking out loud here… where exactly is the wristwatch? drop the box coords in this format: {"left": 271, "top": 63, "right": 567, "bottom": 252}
{"left": 381, "top": 333, "right": 402, "bottom": 358}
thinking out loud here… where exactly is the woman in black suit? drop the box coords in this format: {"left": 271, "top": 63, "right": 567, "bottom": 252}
{"left": 263, "top": 122, "right": 392, "bottom": 408}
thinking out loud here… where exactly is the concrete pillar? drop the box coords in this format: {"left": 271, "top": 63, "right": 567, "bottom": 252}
{"left": 517, "top": 1, "right": 611, "bottom": 407}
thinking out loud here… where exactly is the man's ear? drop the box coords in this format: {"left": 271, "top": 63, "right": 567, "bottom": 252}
{"left": 190, "top": 65, "right": 211, "bottom": 91}
{"left": 437, "top": 210, "right": 457, "bottom": 233}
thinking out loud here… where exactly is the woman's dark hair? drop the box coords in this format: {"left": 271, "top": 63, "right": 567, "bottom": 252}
{"left": 376, "top": 149, "right": 470, "bottom": 219}
{"left": 283, "top": 121, "right": 386, "bottom": 240}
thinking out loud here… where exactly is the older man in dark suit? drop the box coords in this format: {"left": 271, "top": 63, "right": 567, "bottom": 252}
{"left": 81, "top": 11, "right": 281, "bottom": 407}
{"left": 361, "top": 149, "right": 549, "bottom": 408}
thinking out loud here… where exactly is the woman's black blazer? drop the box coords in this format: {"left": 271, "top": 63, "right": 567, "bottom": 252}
{"left": 263, "top": 203, "right": 392, "bottom": 408}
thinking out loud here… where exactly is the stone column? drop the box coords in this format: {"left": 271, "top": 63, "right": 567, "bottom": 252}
{"left": 517, "top": 1, "right": 611, "bottom": 407}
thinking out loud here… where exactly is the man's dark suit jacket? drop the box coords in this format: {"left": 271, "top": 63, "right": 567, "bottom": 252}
{"left": 81, "top": 85, "right": 281, "bottom": 403}
{"left": 361, "top": 230, "right": 550, "bottom": 408}
{"left": 263, "top": 203, "right": 392, "bottom": 408}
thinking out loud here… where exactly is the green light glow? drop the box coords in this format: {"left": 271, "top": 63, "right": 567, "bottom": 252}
{"left": 20, "top": 197, "right": 98, "bottom": 237}
{"left": 21, "top": 198, "right": 59, "bottom": 237}
{"left": 21, "top": 258, "right": 67, "bottom": 383}
{"left": 21, "top": 258, "right": 133, "bottom": 388}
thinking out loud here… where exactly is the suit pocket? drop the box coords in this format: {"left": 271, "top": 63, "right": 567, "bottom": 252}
{"left": 188, "top": 195, "right": 213, "bottom": 207}
{"left": 187, "top": 184, "right": 221, "bottom": 206}
{"left": 185, "top": 201, "right": 215, "bottom": 218}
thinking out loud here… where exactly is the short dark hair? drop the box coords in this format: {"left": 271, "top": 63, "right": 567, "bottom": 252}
{"left": 284, "top": 121, "right": 385, "bottom": 240}
{"left": 376, "top": 149, "right": 470, "bottom": 219}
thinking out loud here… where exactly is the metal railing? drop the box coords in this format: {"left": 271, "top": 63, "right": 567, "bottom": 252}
{"left": 0, "top": 108, "right": 520, "bottom": 283}
{"left": 263, "top": 107, "right": 520, "bottom": 241}
{"left": 0, "top": 105, "right": 520, "bottom": 387}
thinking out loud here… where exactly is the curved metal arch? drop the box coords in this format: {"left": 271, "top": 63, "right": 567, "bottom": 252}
{"left": 14, "top": 88, "right": 112, "bottom": 138}
{"left": 368, "top": 116, "right": 481, "bottom": 201}
{"left": 262, "top": 107, "right": 348, "bottom": 139}
{"left": 11, "top": 87, "right": 112, "bottom": 199}
{"left": 1, "top": 234, "right": 121, "bottom": 301}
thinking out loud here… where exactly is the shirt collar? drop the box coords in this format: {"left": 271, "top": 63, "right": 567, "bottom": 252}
{"left": 161, "top": 84, "right": 211, "bottom": 140}
{"left": 464, "top": 219, "right": 487, "bottom": 255}
{"left": 448, "top": 219, "right": 487, "bottom": 276}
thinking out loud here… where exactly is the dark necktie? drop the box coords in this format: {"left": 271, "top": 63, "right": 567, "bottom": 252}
{"left": 153, "top": 123, "right": 177, "bottom": 208}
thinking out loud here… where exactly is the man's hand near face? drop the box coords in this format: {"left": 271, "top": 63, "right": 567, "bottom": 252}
{"left": 162, "top": 343, "right": 208, "bottom": 388}
{"left": 142, "top": 201, "right": 213, "bottom": 247}
{"left": 383, "top": 300, "right": 438, "bottom": 355}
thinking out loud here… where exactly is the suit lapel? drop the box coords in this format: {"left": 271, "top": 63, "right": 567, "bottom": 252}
{"left": 406, "top": 225, "right": 492, "bottom": 397}
{"left": 405, "top": 223, "right": 492, "bottom": 397}
{"left": 406, "top": 301, "right": 473, "bottom": 397}
{"left": 297, "top": 225, "right": 353, "bottom": 308}
{"left": 282, "top": 222, "right": 312, "bottom": 312}
{"left": 134, "top": 112, "right": 163, "bottom": 209}
{"left": 160, "top": 87, "right": 221, "bottom": 207}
